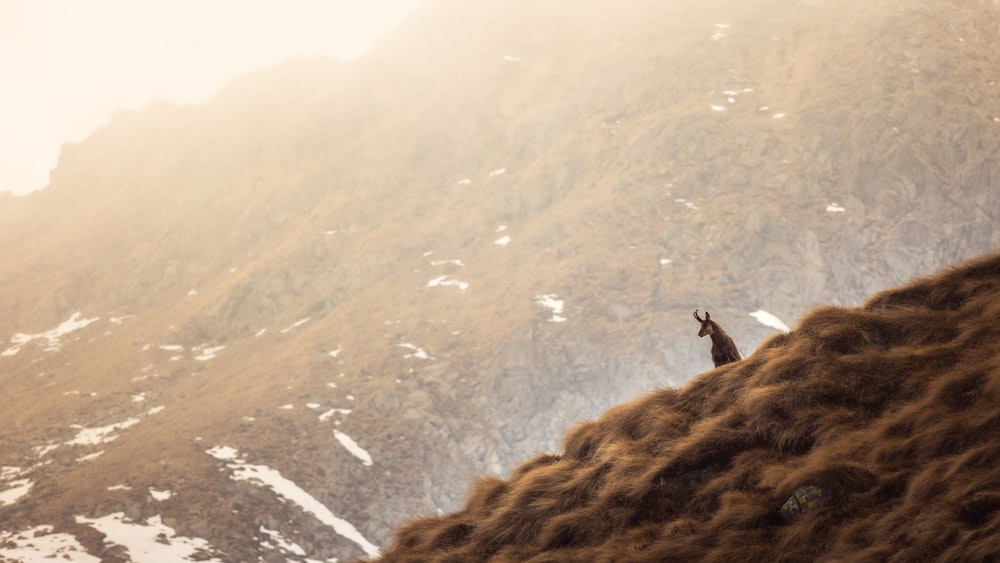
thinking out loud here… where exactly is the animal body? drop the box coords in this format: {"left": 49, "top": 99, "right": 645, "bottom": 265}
{"left": 694, "top": 309, "right": 742, "bottom": 367}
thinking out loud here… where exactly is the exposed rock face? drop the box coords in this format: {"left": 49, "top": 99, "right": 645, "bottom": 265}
{"left": 0, "top": 0, "right": 998, "bottom": 561}
{"left": 377, "top": 251, "right": 1000, "bottom": 562}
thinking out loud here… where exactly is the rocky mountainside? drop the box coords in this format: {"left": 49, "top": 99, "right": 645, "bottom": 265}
{"left": 1, "top": 0, "right": 998, "bottom": 561}
{"left": 378, "top": 250, "right": 1000, "bottom": 562}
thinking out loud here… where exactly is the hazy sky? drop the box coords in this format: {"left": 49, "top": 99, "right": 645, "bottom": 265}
{"left": 0, "top": 0, "right": 421, "bottom": 196}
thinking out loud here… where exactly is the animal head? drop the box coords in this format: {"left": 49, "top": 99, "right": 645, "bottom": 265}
{"left": 694, "top": 309, "right": 714, "bottom": 337}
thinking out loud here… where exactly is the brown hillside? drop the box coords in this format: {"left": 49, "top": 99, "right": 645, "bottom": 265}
{"left": 377, "top": 251, "right": 1000, "bottom": 562}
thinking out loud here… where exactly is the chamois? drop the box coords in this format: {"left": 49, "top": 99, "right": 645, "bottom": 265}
{"left": 694, "top": 309, "right": 742, "bottom": 367}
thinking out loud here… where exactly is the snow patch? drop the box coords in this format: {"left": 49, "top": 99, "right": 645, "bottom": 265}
{"left": 333, "top": 430, "right": 374, "bottom": 466}
{"left": 319, "top": 408, "right": 352, "bottom": 422}
{"left": 826, "top": 202, "right": 846, "bottom": 213}
{"left": 76, "top": 451, "right": 104, "bottom": 463}
{"left": 749, "top": 310, "right": 792, "bottom": 333}
{"left": 259, "top": 526, "right": 307, "bottom": 557}
{"left": 34, "top": 443, "right": 60, "bottom": 457}
{"left": 427, "top": 275, "right": 469, "bottom": 290}
{"left": 76, "top": 513, "right": 222, "bottom": 562}
{"left": 488, "top": 167, "right": 506, "bottom": 177}
{"left": 149, "top": 488, "right": 172, "bottom": 501}
{"left": 399, "top": 342, "right": 433, "bottom": 360}
{"left": 194, "top": 344, "right": 225, "bottom": 361}
{"left": 534, "top": 294, "right": 567, "bottom": 323}
{"left": 67, "top": 418, "right": 141, "bottom": 446}
{"left": 281, "top": 317, "right": 312, "bottom": 334}
{"left": 0, "top": 526, "right": 100, "bottom": 562}
{"left": 206, "top": 446, "right": 379, "bottom": 557}
{"left": 494, "top": 235, "right": 511, "bottom": 246}
{"left": 0, "top": 478, "right": 33, "bottom": 506}
{"left": 2, "top": 312, "right": 100, "bottom": 356}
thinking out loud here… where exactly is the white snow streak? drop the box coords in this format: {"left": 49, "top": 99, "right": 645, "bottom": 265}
{"left": 206, "top": 446, "right": 379, "bottom": 557}
{"left": 494, "top": 235, "right": 512, "bottom": 246}
{"left": 333, "top": 430, "right": 374, "bottom": 466}
{"left": 76, "top": 451, "right": 104, "bottom": 463}
{"left": 826, "top": 202, "right": 846, "bottom": 212}
{"left": 427, "top": 275, "right": 469, "bottom": 290}
{"left": 0, "top": 478, "right": 33, "bottom": 506}
{"left": 194, "top": 345, "right": 226, "bottom": 361}
{"left": 281, "top": 317, "right": 312, "bottom": 334}
{"left": 749, "top": 310, "right": 792, "bottom": 333}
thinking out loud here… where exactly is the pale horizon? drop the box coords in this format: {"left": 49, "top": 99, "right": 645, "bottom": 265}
{"left": 0, "top": 0, "right": 421, "bottom": 196}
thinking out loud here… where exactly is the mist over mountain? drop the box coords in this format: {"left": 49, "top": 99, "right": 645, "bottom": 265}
{"left": 1, "top": 0, "right": 998, "bottom": 561}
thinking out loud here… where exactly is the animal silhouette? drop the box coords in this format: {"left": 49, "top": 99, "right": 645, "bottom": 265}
{"left": 694, "top": 309, "right": 742, "bottom": 367}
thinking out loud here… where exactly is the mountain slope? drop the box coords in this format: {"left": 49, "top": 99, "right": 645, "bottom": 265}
{"left": 1, "top": 0, "right": 998, "bottom": 561}
{"left": 378, "top": 250, "right": 1000, "bottom": 562}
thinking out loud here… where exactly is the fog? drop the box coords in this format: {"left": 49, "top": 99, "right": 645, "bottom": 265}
{"left": 0, "top": 0, "right": 420, "bottom": 196}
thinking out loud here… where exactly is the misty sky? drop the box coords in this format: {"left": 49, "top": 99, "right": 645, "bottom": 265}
{"left": 0, "top": 0, "right": 420, "bottom": 196}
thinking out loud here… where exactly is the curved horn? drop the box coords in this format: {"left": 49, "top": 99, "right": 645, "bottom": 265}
{"left": 693, "top": 309, "right": 703, "bottom": 322}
